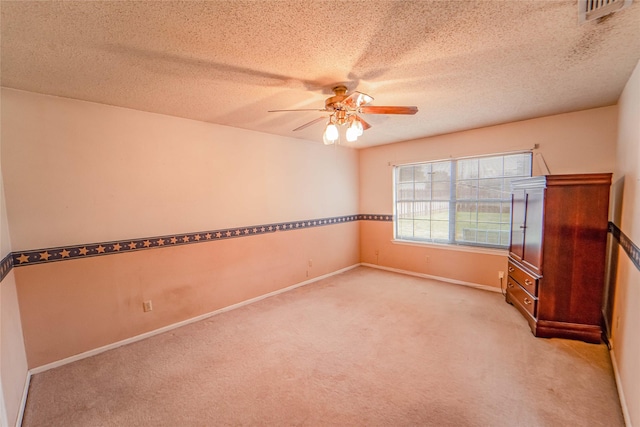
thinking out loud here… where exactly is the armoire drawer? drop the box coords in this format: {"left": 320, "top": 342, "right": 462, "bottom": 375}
{"left": 508, "top": 260, "right": 539, "bottom": 296}
{"left": 507, "top": 278, "right": 537, "bottom": 318}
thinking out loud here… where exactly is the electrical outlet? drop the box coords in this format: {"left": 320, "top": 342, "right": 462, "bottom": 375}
{"left": 498, "top": 271, "right": 505, "bottom": 279}
{"left": 374, "top": 249, "right": 379, "bottom": 256}
{"left": 425, "top": 256, "right": 430, "bottom": 263}
{"left": 142, "top": 300, "right": 153, "bottom": 312}
{"left": 308, "top": 259, "right": 313, "bottom": 267}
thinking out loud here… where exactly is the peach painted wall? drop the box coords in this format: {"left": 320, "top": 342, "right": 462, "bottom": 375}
{"left": 611, "top": 59, "right": 640, "bottom": 426}
{"left": 1, "top": 271, "right": 28, "bottom": 427}
{"left": 16, "top": 223, "right": 359, "bottom": 368}
{"left": 0, "top": 384, "right": 6, "bottom": 427}
{"left": 2, "top": 89, "right": 360, "bottom": 368}
{"left": 1, "top": 152, "right": 28, "bottom": 426}
{"left": 2, "top": 89, "right": 359, "bottom": 251}
{"left": 359, "top": 106, "right": 618, "bottom": 289}
{"left": 360, "top": 221, "right": 507, "bottom": 288}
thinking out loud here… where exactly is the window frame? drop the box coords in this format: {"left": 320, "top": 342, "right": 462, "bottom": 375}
{"left": 393, "top": 152, "right": 533, "bottom": 250}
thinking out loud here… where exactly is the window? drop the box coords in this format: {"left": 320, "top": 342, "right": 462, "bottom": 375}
{"left": 394, "top": 152, "right": 532, "bottom": 248}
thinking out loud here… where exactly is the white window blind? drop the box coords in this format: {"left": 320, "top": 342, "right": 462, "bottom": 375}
{"left": 394, "top": 152, "right": 532, "bottom": 248}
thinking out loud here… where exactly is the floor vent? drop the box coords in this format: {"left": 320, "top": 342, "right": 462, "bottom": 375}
{"left": 579, "top": 0, "right": 633, "bottom": 22}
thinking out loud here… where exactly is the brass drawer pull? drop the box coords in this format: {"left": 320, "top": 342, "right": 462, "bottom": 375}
{"left": 524, "top": 279, "right": 532, "bottom": 286}
{"left": 508, "top": 282, "right": 514, "bottom": 288}
{"left": 524, "top": 297, "right": 532, "bottom": 305}
{"left": 508, "top": 267, "right": 514, "bottom": 272}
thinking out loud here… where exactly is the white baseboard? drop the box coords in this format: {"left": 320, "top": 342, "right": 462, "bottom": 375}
{"left": 15, "top": 371, "right": 30, "bottom": 427}
{"left": 360, "top": 263, "right": 503, "bottom": 294}
{"left": 609, "top": 345, "right": 632, "bottom": 427}
{"left": 29, "top": 263, "right": 359, "bottom": 375}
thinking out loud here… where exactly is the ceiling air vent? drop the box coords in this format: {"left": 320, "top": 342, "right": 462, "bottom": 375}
{"left": 579, "top": 0, "right": 633, "bottom": 22}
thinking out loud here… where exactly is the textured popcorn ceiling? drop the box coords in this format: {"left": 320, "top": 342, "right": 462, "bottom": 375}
{"left": 2, "top": 1, "right": 640, "bottom": 147}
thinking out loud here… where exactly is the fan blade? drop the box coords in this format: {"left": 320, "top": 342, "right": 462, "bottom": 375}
{"left": 360, "top": 106, "right": 418, "bottom": 115}
{"left": 356, "top": 115, "right": 372, "bottom": 131}
{"left": 342, "top": 91, "right": 373, "bottom": 108}
{"left": 292, "top": 116, "right": 327, "bottom": 132}
{"left": 268, "top": 108, "right": 328, "bottom": 112}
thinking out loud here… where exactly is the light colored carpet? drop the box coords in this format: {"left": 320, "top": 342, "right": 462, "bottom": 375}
{"left": 22, "top": 266, "right": 624, "bottom": 426}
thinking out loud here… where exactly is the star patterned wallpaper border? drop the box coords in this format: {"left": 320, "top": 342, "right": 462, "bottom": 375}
{"left": 1, "top": 218, "right": 637, "bottom": 283}
{"left": 0, "top": 252, "right": 12, "bottom": 283}
{"left": 0, "top": 214, "right": 393, "bottom": 282}
{"left": 609, "top": 221, "right": 640, "bottom": 273}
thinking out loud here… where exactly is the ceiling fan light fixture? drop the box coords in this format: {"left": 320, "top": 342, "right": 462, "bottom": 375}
{"left": 268, "top": 85, "right": 418, "bottom": 145}
{"left": 322, "top": 132, "right": 335, "bottom": 145}
{"left": 346, "top": 125, "right": 359, "bottom": 142}
{"left": 350, "top": 117, "right": 364, "bottom": 136}
{"left": 324, "top": 122, "right": 339, "bottom": 142}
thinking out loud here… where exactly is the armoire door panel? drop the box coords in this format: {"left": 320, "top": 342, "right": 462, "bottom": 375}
{"left": 509, "top": 189, "right": 526, "bottom": 261}
{"left": 522, "top": 188, "right": 544, "bottom": 275}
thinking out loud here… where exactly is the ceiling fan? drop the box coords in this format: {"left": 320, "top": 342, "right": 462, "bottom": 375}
{"left": 268, "top": 85, "right": 418, "bottom": 145}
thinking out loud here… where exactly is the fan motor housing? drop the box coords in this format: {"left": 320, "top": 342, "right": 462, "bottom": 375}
{"left": 325, "top": 85, "right": 349, "bottom": 111}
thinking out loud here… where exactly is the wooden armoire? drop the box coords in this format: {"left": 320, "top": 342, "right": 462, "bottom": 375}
{"left": 505, "top": 173, "right": 612, "bottom": 343}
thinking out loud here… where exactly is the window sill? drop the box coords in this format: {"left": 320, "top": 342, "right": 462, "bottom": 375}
{"left": 391, "top": 239, "right": 509, "bottom": 256}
